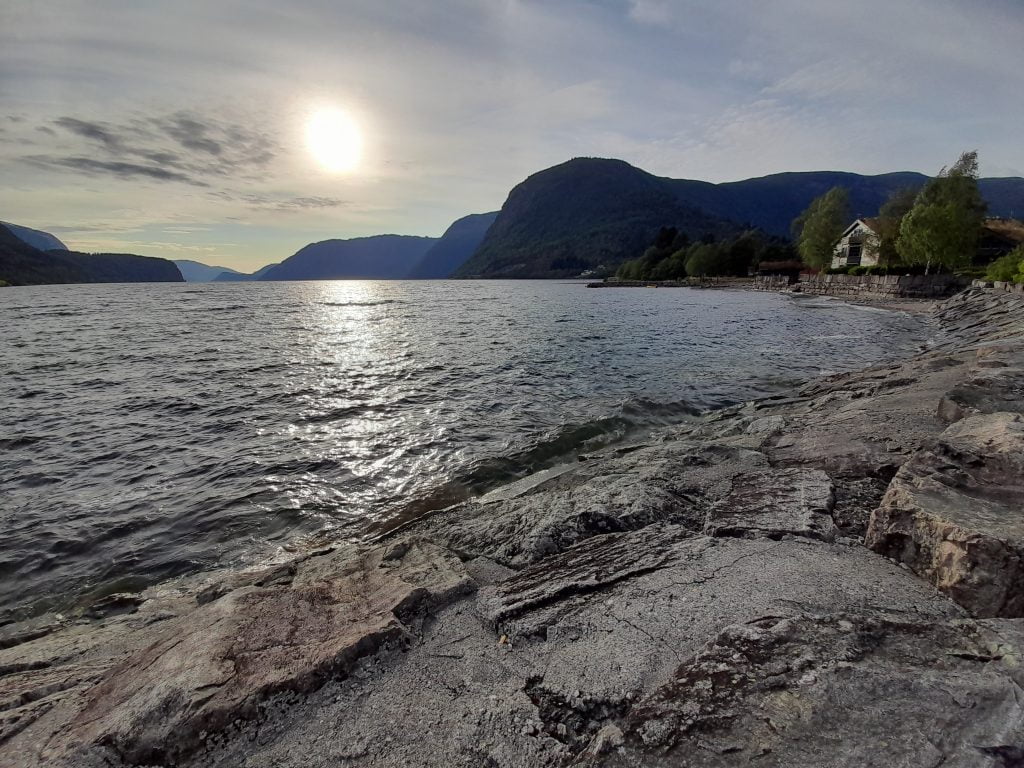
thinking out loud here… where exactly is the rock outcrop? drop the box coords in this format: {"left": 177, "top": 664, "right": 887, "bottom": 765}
{"left": 867, "top": 412, "right": 1024, "bottom": 618}
{"left": 2, "top": 287, "right": 1023, "bottom": 768}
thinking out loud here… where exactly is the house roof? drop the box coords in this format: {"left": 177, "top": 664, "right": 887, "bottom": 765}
{"left": 838, "top": 218, "right": 880, "bottom": 238}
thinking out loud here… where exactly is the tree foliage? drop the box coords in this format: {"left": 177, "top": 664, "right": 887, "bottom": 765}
{"left": 792, "top": 187, "right": 850, "bottom": 270}
{"left": 897, "top": 151, "right": 987, "bottom": 273}
{"left": 615, "top": 230, "right": 792, "bottom": 280}
{"left": 875, "top": 186, "right": 919, "bottom": 265}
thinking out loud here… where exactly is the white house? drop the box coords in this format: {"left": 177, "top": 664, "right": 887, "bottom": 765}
{"left": 831, "top": 218, "right": 881, "bottom": 269}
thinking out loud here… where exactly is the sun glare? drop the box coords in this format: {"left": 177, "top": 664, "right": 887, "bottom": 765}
{"left": 306, "top": 108, "right": 362, "bottom": 173}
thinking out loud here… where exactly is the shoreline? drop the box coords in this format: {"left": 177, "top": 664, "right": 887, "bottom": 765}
{"left": 3, "top": 287, "right": 1024, "bottom": 767}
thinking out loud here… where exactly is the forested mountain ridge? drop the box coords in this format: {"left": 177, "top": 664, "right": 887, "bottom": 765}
{"left": 457, "top": 158, "right": 1024, "bottom": 278}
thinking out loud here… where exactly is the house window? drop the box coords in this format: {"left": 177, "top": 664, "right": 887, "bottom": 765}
{"left": 846, "top": 243, "right": 862, "bottom": 265}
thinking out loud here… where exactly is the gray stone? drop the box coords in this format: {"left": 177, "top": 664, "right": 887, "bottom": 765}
{"left": 867, "top": 412, "right": 1024, "bottom": 617}
{"left": 594, "top": 614, "right": 1024, "bottom": 768}
{"left": 704, "top": 468, "right": 836, "bottom": 542}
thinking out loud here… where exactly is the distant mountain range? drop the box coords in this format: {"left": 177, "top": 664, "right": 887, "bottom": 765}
{"left": 0, "top": 224, "right": 182, "bottom": 285}
{"left": 7, "top": 157, "right": 1024, "bottom": 285}
{"left": 408, "top": 212, "right": 499, "bottom": 278}
{"left": 213, "top": 263, "right": 279, "bottom": 281}
{"left": 173, "top": 260, "right": 242, "bottom": 282}
{"left": 259, "top": 235, "right": 438, "bottom": 280}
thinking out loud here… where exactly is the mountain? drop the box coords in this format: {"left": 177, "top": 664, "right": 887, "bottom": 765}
{"left": 408, "top": 212, "right": 499, "bottom": 278}
{"left": 212, "top": 263, "right": 279, "bottom": 281}
{"left": 0, "top": 224, "right": 183, "bottom": 285}
{"left": 457, "top": 158, "right": 1024, "bottom": 278}
{"left": 1, "top": 221, "right": 68, "bottom": 252}
{"left": 259, "top": 235, "right": 438, "bottom": 281}
{"left": 456, "top": 158, "right": 735, "bottom": 278}
{"left": 173, "top": 259, "right": 242, "bottom": 282}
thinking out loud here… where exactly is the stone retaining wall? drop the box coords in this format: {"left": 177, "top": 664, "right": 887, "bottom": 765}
{"left": 971, "top": 278, "right": 1024, "bottom": 293}
{"left": 754, "top": 273, "right": 969, "bottom": 298}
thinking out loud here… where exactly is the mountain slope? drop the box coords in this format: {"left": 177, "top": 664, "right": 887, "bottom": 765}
{"left": 457, "top": 158, "right": 733, "bottom": 278}
{"left": 409, "top": 212, "right": 498, "bottom": 278}
{"left": 212, "top": 263, "right": 279, "bottom": 282}
{"left": 458, "top": 158, "right": 1024, "bottom": 278}
{"left": 1, "top": 221, "right": 68, "bottom": 252}
{"left": 174, "top": 259, "right": 241, "bottom": 282}
{"left": 259, "top": 235, "right": 438, "bottom": 281}
{"left": 0, "top": 225, "right": 183, "bottom": 285}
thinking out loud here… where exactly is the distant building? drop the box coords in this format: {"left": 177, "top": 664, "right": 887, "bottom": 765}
{"left": 831, "top": 216, "right": 1024, "bottom": 269}
{"left": 831, "top": 218, "right": 881, "bottom": 269}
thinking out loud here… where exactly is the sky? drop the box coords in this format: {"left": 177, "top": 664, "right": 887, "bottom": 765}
{"left": 2, "top": 0, "right": 1022, "bottom": 271}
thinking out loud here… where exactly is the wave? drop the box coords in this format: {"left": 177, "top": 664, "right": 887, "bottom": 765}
{"left": 320, "top": 299, "right": 405, "bottom": 307}
{"left": 0, "top": 435, "right": 45, "bottom": 450}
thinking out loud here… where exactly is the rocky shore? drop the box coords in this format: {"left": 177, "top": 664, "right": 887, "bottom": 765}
{"left": 3, "top": 287, "right": 1024, "bottom": 768}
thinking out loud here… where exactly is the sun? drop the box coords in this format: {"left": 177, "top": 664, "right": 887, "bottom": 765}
{"left": 305, "top": 108, "right": 363, "bottom": 173}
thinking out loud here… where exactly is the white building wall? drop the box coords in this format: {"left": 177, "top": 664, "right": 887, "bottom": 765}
{"left": 831, "top": 222, "right": 880, "bottom": 269}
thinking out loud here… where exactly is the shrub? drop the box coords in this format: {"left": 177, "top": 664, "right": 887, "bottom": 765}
{"left": 985, "top": 246, "right": 1024, "bottom": 283}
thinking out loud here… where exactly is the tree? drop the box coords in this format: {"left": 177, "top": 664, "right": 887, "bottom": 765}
{"left": 897, "top": 151, "right": 987, "bottom": 274}
{"left": 684, "top": 243, "right": 722, "bottom": 276}
{"left": 874, "top": 186, "right": 919, "bottom": 266}
{"left": 792, "top": 187, "right": 850, "bottom": 270}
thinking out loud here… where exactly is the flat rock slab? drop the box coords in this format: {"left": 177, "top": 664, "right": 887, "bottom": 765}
{"left": 479, "top": 525, "right": 960, "bottom": 706}
{"left": 938, "top": 345, "right": 1024, "bottom": 423}
{"left": 867, "top": 412, "right": 1024, "bottom": 618}
{"left": 704, "top": 468, "right": 836, "bottom": 541}
{"left": 49, "top": 539, "right": 474, "bottom": 765}
{"left": 424, "top": 442, "right": 769, "bottom": 569}
{"left": 594, "top": 614, "right": 1024, "bottom": 768}
{"left": 184, "top": 531, "right": 963, "bottom": 768}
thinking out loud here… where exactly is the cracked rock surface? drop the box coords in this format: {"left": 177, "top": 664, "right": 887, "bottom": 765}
{"left": 3, "top": 288, "right": 1024, "bottom": 768}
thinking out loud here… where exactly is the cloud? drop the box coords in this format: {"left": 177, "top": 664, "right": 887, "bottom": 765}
{"left": 24, "top": 155, "right": 204, "bottom": 185}
{"left": 627, "top": 0, "right": 672, "bottom": 26}
{"left": 54, "top": 117, "right": 127, "bottom": 151}
{"left": 223, "top": 193, "right": 350, "bottom": 212}
{"left": 35, "top": 111, "right": 279, "bottom": 185}
{"left": 156, "top": 114, "right": 224, "bottom": 155}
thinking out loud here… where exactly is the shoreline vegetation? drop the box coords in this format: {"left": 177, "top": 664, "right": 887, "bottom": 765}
{"left": 4, "top": 286, "right": 1024, "bottom": 766}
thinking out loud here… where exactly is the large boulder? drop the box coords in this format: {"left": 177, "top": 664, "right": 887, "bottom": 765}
{"left": 866, "top": 412, "right": 1024, "bottom": 617}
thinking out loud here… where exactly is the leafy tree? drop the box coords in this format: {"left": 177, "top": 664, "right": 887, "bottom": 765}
{"left": 684, "top": 243, "right": 723, "bottom": 276}
{"left": 897, "top": 151, "right": 987, "bottom": 274}
{"left": 874, "top": 186, "right": 919, "bottom": 265}
{"left": 792, "top": 187, "right": 850, "bottom": 270}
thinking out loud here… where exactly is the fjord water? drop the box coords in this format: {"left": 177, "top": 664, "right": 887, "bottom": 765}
{"left": 0, "top": 281, "right": 925, "bottom": 620}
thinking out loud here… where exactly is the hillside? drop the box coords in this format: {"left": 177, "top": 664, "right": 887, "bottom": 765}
{"left": 0, "top": 225, "right": 183, "bottom": 285}
{"left": 212, "top": 263, "right": 279, "bottom": 281}
{"left": 456, "top": 158, "right": 733, "bottom": 278}
{"left": 0, "top": 221, "right": 68, "bottom": 252}
{"left": 409, "top": 212, "right": 498, "bottom": 278}
{"left": 174, "top": 260, "right": 241, "bottom": 282}
{"left": 259, "top": 235, "right": 438, "bottom": 281}
{"left": 458, "top": 158, "right": 1024, "bottom": 278}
